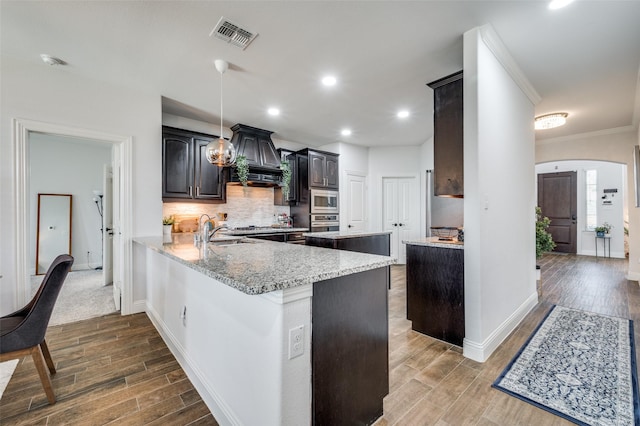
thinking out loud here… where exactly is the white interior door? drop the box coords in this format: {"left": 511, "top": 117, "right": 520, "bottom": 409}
{"left": 103, "top": 166, "right": 113, "bottom": 286}
{"left": 345, "top": 172, "right": 367, "bottom": 233}
{"left": 382, "top": 176, "right": 418, "bottom": 263}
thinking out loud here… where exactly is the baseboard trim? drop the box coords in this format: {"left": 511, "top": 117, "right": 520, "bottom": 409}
{"left": 463, "top": 291, "right": 538, "bottom": 362}
{"left": 131, "top": 300, "right": 146, "bottom": 314}
{"left": 145, "top": 303, "right": 240, "bottom": 426}
{"left": 626, "top": 271, "right": 640, "bottom": 282}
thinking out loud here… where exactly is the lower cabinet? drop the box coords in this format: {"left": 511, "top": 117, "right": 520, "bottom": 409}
{"left": 406, "top": 244, "right": 464, "bottom": 346}
{"left": 305, "top": 234, "right": 390, "bottom": 256}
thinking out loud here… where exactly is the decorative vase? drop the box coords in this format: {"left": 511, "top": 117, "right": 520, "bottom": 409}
{"left": 596, "top": 231, "right": 605, "bottom": 237}
{"left": 163, "top": 224, "right": 173, "bottom": 235}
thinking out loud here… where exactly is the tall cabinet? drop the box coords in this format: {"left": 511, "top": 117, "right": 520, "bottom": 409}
{"left": 162, "top": 126, "right": 226, "bottom": 203}
{"left": 427, "top": 71, "right": 464, "bottom": 198}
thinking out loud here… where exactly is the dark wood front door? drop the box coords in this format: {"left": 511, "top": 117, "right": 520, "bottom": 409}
{"left": 538, "top": 171, "right": 577, "bottom": 253}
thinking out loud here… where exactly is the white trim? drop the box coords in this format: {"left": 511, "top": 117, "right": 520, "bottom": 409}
{"left": 259, "top": 284, "right": 313, "bottom": 305}
{"left": 536, "top": 125, "right": 636, "bottom": 145}
{"left": 478, "top": 24, "right": 541, "bottom": 105}
{"left": 463, "top": 292, "right": 538, "bottom": 362}
{"left": 13, "top": 118, "right": 134, "bottom": 314}
{"left": 146, "top": 303, "right": 239, "bottom": 425}
{"left": 627, "top": 271, "right": 640, "bottom": 282}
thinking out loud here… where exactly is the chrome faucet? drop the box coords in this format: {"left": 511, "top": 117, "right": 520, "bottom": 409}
{"left": 209, "top": 224, "right": 230, "bottom": 240}
{"left": 198, "top": 214, "right": 213, "bottom": 244}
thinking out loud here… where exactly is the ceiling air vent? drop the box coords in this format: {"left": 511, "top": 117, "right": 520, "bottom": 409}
{"left": 210, "top": 17, "right": 258, "bottom": 50}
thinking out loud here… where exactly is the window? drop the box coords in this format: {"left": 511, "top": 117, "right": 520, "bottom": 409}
{"left": 585, "top": 169, "right": 597, "bottom": 230}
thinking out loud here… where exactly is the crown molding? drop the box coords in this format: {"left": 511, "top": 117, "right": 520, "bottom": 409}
{"left": 478, "top": 24, "right": 542, "bottom": 106}
{"left": 536, "top": 125, "right": 636, "bottom": 145}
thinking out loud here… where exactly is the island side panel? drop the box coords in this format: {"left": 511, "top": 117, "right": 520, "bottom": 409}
{"left": 305, "top": 234, "right": 391, "bottom": 256}
{"left": 406, "top": 244, "right": 464, "bottom": 346}
{"left": 312, "top": 266, "right": 389, "bottom": 426}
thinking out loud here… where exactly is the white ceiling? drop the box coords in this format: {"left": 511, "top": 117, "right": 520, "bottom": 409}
{"left": 2, "top": 1, "right": 639, "bottom": 148}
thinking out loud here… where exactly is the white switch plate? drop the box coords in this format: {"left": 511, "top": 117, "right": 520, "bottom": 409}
{"left": 289, "top": 325, "right": 304, "bottom": 359}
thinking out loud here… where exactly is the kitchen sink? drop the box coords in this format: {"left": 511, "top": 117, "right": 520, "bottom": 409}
{"left": 207, "top": 236, "right": 260, "bottom": 246}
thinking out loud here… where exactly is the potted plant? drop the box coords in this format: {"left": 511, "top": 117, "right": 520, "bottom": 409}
{"left": 595, "top": 222, "right": 612, "bottom": 237}
{"left": 162, "top": 215, "right": 175, "bottom": 235}
{"left": 235, "top": 155, "right": 249, "bottom": 187}
{"left": 280, "top": 160, "right": 291, "bottom": 200}
{"left": 536, "top": 207, "right": 555, "bottom": 259}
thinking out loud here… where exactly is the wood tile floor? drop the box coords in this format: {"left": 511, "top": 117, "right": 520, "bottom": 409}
{"left": 1, "top": 253, "right": 636, "bottom": 425}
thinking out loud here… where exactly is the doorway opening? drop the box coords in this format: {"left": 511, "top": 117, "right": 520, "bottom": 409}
{"left": 13, "top": 119, "right": 133, "bottom": 315}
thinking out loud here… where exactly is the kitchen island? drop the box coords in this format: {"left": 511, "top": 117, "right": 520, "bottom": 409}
{"left": 403, "top": 237, "right": 464, "bottom": 346}
{"left": 134, "top": 233, "right": 394, "bottom": 425}
{"left": 304, "top": 230, "right": 392, "bottom": 256}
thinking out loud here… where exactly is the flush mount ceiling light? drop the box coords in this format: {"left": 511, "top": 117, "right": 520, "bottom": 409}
{"left": 40, "top": 54, "right": 66, "bottom": 66}
{"left": 397, "top": 110, "right": 410, "bottom": 119}
{"left": 322, "top": 75, "right": 337, "bottom": 87}
{"left": 206, "top": 59, "right": 237, "bottom": 167}
{"left": 341, "top": 128, "right": 352, "bottom": 136}
{"left": 267, "top": 107, "right": 280, "bottom": 116}
{"left": 549, "top": 0, "right": 574, "bottom": 10}
{"left": 535, "top": 112, "right": 568, "bottom": 130}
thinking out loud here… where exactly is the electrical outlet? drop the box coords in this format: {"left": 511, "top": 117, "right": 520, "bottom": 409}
{"left": 288, "top": 325, "right": 304, "bottom": 359}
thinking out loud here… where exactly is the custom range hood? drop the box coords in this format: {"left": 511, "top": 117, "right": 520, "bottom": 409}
{"left": 228, "top": 123, "right": 283, "bottom": 186}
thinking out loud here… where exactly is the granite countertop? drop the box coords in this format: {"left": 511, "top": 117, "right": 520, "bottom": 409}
{"left": 135, "top": 233, "right": 395, "bottom": 295}
{"left": 224, "top": 227, "right": 308, "bottom": 236}
{"left": 303, "top": 230, "right": 393, "bottom": 240}
{"left": 403, "top": 237, "right": 464, "bottom": 249}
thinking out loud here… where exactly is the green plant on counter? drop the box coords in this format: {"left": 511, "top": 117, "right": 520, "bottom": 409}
{"left": 280, "top": 160, "right": 291, "bottom": 199}
{"left": 235, "top": 155, "right": 249, "bottom": 187}
{"left": 162, "top": 215, "right": 175, "bottom": 225}
{"left": 536, "top": 206, "right": 555, "bottom": 259}
{"left": 595, "top": 222, "right": 612, "bottom": 235}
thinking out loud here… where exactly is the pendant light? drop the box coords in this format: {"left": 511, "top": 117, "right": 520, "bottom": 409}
{"left": 206, "top": 59, "right": 237, "bottom": 166}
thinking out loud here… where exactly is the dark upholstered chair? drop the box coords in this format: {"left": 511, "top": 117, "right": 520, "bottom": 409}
{"left": 0, "top": 254, "right": 74, "bottom": 404}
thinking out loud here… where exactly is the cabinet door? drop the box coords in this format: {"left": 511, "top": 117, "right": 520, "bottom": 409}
{"left": 433, "top": 76, "right": 463, "bottom": 197}
{"left": 194, "top": 138, "right": 225, "bottom": 200}
{"left": 309, "top": 152, "right": 326, "bottom": 188}
{"left": 325, "top": 154, "right": 339, "bottom": 189}
{"left": 162, "top": 132, "right": 193, "bottom": 199}
{"left": 287, "top": 154, "right": 298, "bottom": 202}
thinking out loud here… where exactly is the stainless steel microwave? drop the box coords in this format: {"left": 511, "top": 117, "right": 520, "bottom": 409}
{"left": 311, "top": 189, "right": 339, "bottom": 214}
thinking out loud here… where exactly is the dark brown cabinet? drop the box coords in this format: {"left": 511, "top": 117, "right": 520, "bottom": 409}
{"left": 428, "top": 71, "right": 463, "bottom": 198}
{"left": 307, "top": 150, "right": 339, "bottom": 189}
{"left": 162, "top": 127, "right": 226, "bottom": 203}
{"left": 406, "top": 244, "right": 464, "bottom": 346}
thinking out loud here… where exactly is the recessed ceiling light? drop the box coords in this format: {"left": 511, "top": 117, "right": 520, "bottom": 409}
{"left": 322, "top": 75, "right": 337, "bottom": 87}
{"left": 535, "top": 112, "right": 568, "bottom": 129}
{"left": 267, "top": 107, "right": 280, "bottom": 116}
{"left": 40, "top": 54, "right": 66, "bottom": 66}
{"left": 397, "top": 110, "right": 410, "bottom": 119}
{"left": 548, "top": 0, "right": 574, "bottom": 10}
{"left": 341, "top": 128, "right": 352, "bottom": 136}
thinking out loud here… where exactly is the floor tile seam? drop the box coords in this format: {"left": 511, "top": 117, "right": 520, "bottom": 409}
{"left": 389, "top": 392, "right": 441, "bottom": 426}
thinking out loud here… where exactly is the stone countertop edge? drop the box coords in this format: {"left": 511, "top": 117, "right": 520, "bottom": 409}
{"left": 134, "top": 235, "right": 396, "bottom": 295}
{"left": 403, "top": 237, "right": 464, "bottom": 250}
{"left": 224, "top": 227, "right": 309, "bottom": 236}
{"left": 302, "top": 230, "right": 393, "bottom": 239}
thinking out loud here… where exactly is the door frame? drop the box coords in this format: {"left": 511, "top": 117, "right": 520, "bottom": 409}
{"left": 13, "top": 118, "right": 134, "bottom": 314}
{"left": 343, "top": 170, "right": 368, "bottom": 232}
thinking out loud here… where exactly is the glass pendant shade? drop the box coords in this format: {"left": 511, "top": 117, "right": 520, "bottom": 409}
{"left": 206, "top": 137, "right": 236, "bottom": 166}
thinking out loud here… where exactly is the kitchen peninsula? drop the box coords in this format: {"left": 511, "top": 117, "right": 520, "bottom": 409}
{"left": 304, "top": 230, "right": 392, "bottom": 256}
{"left": 404, "top": 237, "right": 464, "bottom": 346}
{"left": 134, "top": 233, "right": 395, "bottom": 425}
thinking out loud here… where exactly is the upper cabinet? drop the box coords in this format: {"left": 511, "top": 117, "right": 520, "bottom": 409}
{"left": 274, "top": 148, "right": 298, "bottom": 205}
{"left": 305, "top": 149, "right": 339, "bottom": 190}
{"left": 162, "top": 126, "right": 226, "bottom": 203}
{"left": 428, "top": 71, "right": 463, "bottom": 198}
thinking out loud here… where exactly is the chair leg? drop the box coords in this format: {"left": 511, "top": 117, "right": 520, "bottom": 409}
{"left": 40, "top": 339, "right": 56, "bottom": 374}
{"left": 30, "top": 346, "right": 56, "bottom": 404}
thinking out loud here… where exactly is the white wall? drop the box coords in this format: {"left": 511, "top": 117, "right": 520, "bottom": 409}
{"left": 536, "top": 160, "right": 626, "bottom": 258}
{"left": 0, "top": 56, "right": 161, "bottom": 315}
{"left": 30, "top": 134, "right": 111, "bottom": 272}
{"left": 536, "top": 129, "right": 638, "bottom": 276}
{"left": 463, "top": 26, "right": 537, "bottom": 362}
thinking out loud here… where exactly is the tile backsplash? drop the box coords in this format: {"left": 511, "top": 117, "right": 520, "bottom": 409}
{"left": 163, "top": 185, "right": 290, "bottom": 229}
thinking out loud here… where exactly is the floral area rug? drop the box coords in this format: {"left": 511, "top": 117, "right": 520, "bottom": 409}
{"left": 493, "top": 305, "right": 640, "bottom": 425}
